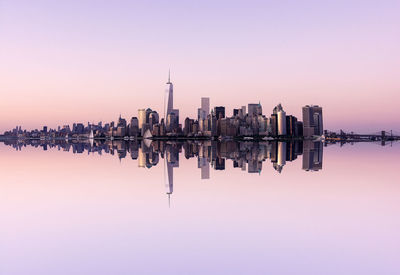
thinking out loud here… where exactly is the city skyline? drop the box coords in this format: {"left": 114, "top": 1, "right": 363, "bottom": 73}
{"left": 1, "top": 1, "right": 399, "bottom": 274}
{"left": 3, "top": 73, "right": 399, "bottom": 142}
{"left": 1, "top": 1, "right": 399, "bottom": 133}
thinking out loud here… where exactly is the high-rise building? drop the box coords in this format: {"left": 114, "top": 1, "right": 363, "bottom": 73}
{"left": 270, "top": 114, "right": 278, "bottom": 136}
{"left": 166, "top": 112, "right": 178, "bottom": 132}
{"left": 248, "top": 104, "right": 257, "bottom": 116}
{"left": 214, "top": 106, "right": 225, "bottom": 119}
{"left": 184, "top": 118, "right": 194, "bottom": 136}
{"left": 197, "top": 108, "right": 203, "bottom": 121}
{"left": 241, "top": 106, "right": 246, "bottom": 116}
{"left": 248, "top": 103, "right": 262, "bottom": 116}
{"left": 302, "top": 105, "right": 323, "bottom": 137}
{"left": 201, "top": 97, "right": 210, "bottom": 119}
{"left": 172, "top": 109, "right": 179, "bottom": 130}
{"left": 148, "top": 111, "right": 159, "bottom": 127}
{"left": 286, "top": 115, "right": 297, "bottom": 136}
{"left": 115, "top": 115, "right": 127, "bottom": 136}
{"left": 129, "top": 117, "right": 139, "bottom": 136}
{"left": 273, "top": 104, "right": 287, "bottom": 136}
{"left": 138, "top": 109, "right": 146, "bottom": 129}
{"left": 164, "top": 71, "right": 173, "bottom": 119}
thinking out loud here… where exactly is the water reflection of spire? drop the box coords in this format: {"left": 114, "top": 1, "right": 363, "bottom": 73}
{"left": 164, "top": 155, "right": 173, "bottom": 207}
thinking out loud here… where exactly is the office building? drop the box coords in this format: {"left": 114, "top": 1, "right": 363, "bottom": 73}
{"left": 273, "top": 104, "right": 287, "bottom": 136}
{"left": 248, "top": 103, "right": 262, "bottom": 116}
{"left": 138, "top": 109, "right": 146, "bottom": 130}
{"left": 214, "top": 106, "right": 225, "bottom": 119}
{"left": 302, "top": 105, "right": 323, "bottom": 137}
{"left": 201, "top": 97, "right": 210, "bottom": 119}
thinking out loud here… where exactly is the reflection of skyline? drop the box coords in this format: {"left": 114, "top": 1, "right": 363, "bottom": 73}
{"left": 1, "top": 139, "right": 325, "bottom": 202}
{"left": 0, "top": 139, "right": 323, "bottom": 174}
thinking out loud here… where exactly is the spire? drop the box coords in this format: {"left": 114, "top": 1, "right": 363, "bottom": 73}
{"left": 168, "top": 69, "right": 171, "bottom": 83}
{"left": 168, "top": 193, "right": 171, "bottom": 208}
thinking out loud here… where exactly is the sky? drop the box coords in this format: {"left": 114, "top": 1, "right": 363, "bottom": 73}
{"left": 0, "top": 0, "right": 399, "bottom": 133}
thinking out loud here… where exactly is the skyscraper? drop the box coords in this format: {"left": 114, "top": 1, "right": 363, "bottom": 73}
{"left": 273, "top": 104, "right": 287, "bottom": 136}
{"left": 138, "top": 109, "right": 146, "bottom": 129}
{"left": 214, "top": 106, "right": 225, "bottom": 119}
{"left": 248, "top": 103, "right": 262, "bottom": 116}
{"left": 302, "top": 105, "right": 323, "bottom": 137}
{"left": 164, "top": 71, "right": 173, "bottom": 119}
{"left": 201, "top": 97, "right": 210, "bottom": 119}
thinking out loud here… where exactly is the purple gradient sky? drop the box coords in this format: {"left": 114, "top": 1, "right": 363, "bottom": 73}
{"left": 0, "top": 0, "right": 399, "bottom": 133}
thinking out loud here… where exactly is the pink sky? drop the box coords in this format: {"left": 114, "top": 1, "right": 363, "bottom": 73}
{"left": 0, "top": 0, "right": 399, "bottom": 133}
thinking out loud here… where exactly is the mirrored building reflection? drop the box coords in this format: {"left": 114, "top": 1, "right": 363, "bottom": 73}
{"left": 1, "top": 139, "right": 325, "bottom": 201}
{"left": 302, "top": 141, "right": 323, "bottom": 171}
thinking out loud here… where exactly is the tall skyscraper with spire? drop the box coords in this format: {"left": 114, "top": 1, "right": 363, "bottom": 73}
{"left": 164, "top": 70, "right": 173, "bottom": 119}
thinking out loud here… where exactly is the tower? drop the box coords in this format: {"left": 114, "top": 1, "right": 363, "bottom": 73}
{"left": 201, "top": 97, "right": 210, "bottom": 119}
{"left": 164, "top": 70, "right": 174, "bottom": 119}
{"left": 302, "top": 105, "right": 323, "bottom": 137}
{"left": 273, "top": 103, "right": 287, "bottom": 136}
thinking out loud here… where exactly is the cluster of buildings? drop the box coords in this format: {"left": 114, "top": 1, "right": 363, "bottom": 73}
{"left": 3, "top": 74, "right": 323, "bottom": 140}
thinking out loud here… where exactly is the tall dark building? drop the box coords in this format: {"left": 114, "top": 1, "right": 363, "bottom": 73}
{"left": 129, "top": 117, "right": 139, "bottom": 136}
{"left": 214, "top": 106, "right": 225, "bottom": 120}
{"left": 286, "top": 115, "right": 297, "bottom": 136}
{"left": 302, "top": 105, "right": 323, "bottom": 137}
{"left": 270, "top": 114, "right": 278, "bottom": 137}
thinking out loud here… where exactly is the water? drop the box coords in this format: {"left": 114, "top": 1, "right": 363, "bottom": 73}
{"left": 0, "top": 140, "right": 399, "bottom": 275}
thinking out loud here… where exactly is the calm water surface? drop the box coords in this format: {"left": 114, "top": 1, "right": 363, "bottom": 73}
{"left": 0, "top": 141, "right": 399, "bottom": 275}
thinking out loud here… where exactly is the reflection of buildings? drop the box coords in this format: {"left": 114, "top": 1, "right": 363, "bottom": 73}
{"left": 164, "top": 142, "right": 179, "bottom": 206}
{"left": 2, "top": 139, "right": 321, "bottom": 175}
{"left": 165, "top": 157, "right": 173, "bottom": 206}
{"left": 273, "top": 142, "right": 286, "bottom": 173}
{"left": 1, "top": 139, "right": 325, "bottom": 205}
{"left": 302, "top": 141, "right": 323, "bottom": 171}
{"left": 198, "top": 141, "right": 210, "bottom": 179}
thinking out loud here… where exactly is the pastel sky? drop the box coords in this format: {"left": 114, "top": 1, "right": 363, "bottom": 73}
{"left": 0, "top": 0, "right": 399, "bottom": 133}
